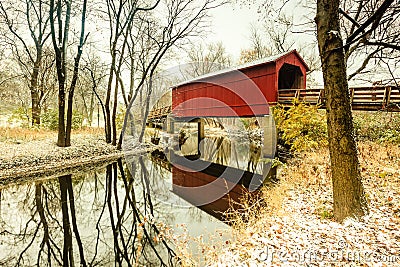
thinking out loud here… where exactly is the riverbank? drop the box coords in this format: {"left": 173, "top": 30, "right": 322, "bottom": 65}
{"left": 0, "top": 127, "right": 129, "bottom": 184}
{"left": 206, "top": 141, "right": 400, "bottom": 266}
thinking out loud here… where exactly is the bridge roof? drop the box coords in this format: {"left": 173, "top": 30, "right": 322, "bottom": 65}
{"left": 172, "top": 49, "right": 310, "bottom": 88}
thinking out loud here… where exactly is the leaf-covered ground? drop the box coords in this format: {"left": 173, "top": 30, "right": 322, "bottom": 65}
{"left": 0, "top": 128, "right": 124, "bottom": 181}
{"left": 207, "top": 142, "right": 400, "bottom": 267}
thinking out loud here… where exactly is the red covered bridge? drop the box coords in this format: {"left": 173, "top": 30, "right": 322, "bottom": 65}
{"left": 147, "top": 50, "right": 400, "bottom": 122}
{"left": 171, "top": 50, "right": 309, "bottom": 118}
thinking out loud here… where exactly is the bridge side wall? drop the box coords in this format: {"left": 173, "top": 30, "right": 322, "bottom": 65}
{"left": 172, "top": 64, "right": 276, "bottom": 117}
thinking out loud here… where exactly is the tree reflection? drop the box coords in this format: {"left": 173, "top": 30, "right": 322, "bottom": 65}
{"left": 58, "top": 175, "right": 86, "bottom": 267}
{"left": 105, "top": 159, "right": 176, "bottom": 266}
{"left": 0, "top": 159, "right": 177, "bottom": 266}
{"left": 34, "top": 182, "right": 62, "bottom": 266}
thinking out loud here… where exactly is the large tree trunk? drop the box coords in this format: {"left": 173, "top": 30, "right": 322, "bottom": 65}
{"left": 51, "top": 0, "right": 86, "bottom": 147}
{"left": 65, "top": 49, "right": 84, "bottom": 147}
{"left": 105, "top": 46, "right": 117, "bottom": 144}
{"left": 50, "top": 0, "right": 68, "bottom": 147}
{"left": 315, "top": 0, "right": 368, "bottom": 222}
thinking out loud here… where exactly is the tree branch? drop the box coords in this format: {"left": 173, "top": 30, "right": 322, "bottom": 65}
{"left": 366, "top": 41, "right": 400, "bottom": 51}
{"left": 345, "top": 0, "right": 394, "bottom": 46}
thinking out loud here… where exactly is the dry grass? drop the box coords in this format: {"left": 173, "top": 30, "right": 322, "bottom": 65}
{"left": 0, "top": 126, "right": 104, "bottom": 143}
{"left": 0, "top": 127, "right": 55, "bottom": 142}
{"left": 72, "top": 127, "right": 104, "bottom": 136}
{"left": 224, "top": 146, "right": 331, "bottom": 228}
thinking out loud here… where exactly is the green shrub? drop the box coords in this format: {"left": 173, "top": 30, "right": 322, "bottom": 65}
{"left": 41, "top": 109, "right": 83, "bottom": 130}
{"left": 8, "top": 107, "right": 30, "bottom": 127}
{"left": 41, "top": 109, "right": 58, "bottom": 130}
{"left": 319, "top": 207, "right": 334, "bottom": 220}
{"left": 272, "top": 102, "right": 328, "bottom": 152}
{"left": 115, "top": 107, "right": 127, "bottom": 130}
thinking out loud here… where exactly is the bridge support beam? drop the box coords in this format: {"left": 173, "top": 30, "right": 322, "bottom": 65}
{"left": 196, "top": 118, "right": 205, "bottom": 156}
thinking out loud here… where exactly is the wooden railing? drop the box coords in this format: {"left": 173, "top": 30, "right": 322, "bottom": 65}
{"left": 278, "top": 88, "right": 325, "bottom": 106}
{"left": 278, "top": 86, "right": 400, "bottom": 111}
{"left": 148, "top": 105, "right": 172, "bottom": 120}
{"left": 350, "top": 87, "right": 386, "bottom": 110}
{"left": 387, "top": 86, "right": 400, "bottom": 110}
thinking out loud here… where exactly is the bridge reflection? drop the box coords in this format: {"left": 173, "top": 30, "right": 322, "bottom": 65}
{"left": 150, "top": 149, "right": 276, "bottom": 223}
{"left": 147, "top": 112, "right": 277, "bottom": 222}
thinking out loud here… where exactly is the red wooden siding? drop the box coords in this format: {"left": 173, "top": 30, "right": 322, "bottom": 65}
{"left": 172, "top": 50, "right": 309, "bottom": 118}
{"left": 172, "top": 164, "right": 258, "bottom": 211}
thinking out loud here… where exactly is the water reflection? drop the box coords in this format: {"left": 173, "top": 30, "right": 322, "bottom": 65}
{"left": 171, "top": 162, "right": 262, "bottom": 222}
{"left": 143, "top": 116, "right": 276, "bottom": 223}
{"left": 147, "top": 149, "right": 267, "bottom": 224}
{"left": 58, "top": 174, "right": 86, "bottom": 266}
{"left": 147, "top": 116, "right": 277, "bottom": 179}
{"left": 1, "top": 116, "right": 276, "bottom": 265}
{"left": 0, "top": 157, "right": 227, "bottom": 266}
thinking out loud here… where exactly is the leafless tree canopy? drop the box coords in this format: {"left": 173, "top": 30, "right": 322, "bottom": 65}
{"left": 185, "top": 42, "right": 232, "bottom": 77}
{"left": 340, "top": 0, "right": 400, "bottom": 84}
{"left": 0, "top": 0, "right": 54, "bottom": 125}
{"left": 241, "top": 0, "right": 399, "bottom": 85}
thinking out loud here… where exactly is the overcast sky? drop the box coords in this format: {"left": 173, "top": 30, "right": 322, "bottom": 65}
{"left": 208, "top": 4, "right": 258, "bottom": 59}
{"left": 205, "top": 1, "right": 316, "bottom": 61}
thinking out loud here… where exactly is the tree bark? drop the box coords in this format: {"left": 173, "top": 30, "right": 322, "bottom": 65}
{"left": 30, "top": 53, "right": 42, "bottom": 125}
{"left": 50, "top": 0, "right": 67, "bottom": 147}
{"left": 31, "top": 90, "right": 41, "bottom": 125}
{"left": 104, "top": 50, "right": 115, "bottom": 144}
{"left": 66, "top": 0, "right": 87, "bottom": 147}
{"left": 57, "top": 76, "right": 66, "bottom": 147}
{"left": 315, "top": 0, "right": 368, "bottom": 222}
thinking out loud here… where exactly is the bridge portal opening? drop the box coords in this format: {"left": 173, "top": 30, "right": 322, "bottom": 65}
{"left": 278, "top": 63, "right": 304, "bottom": 89}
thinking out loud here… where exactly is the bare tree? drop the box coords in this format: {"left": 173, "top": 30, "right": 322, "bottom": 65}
{"left": 0, "top": 58, "right": 26, "bottom": 112}
{"left": 316, "top": 0, "right": 400, "bottom": 222}
{"left": 185, "top": 41, "right": 232, "bottom": 76}
{"left": 49, "top": 0, "right": 88, "bottom": 147}
{"left": 238, "top": 13, "right": 320, "bottom": 74}
{"left": 239, "top": 24, "right": 273, "bottom": 63}
{"left": 315, "top": 0, "right": 369, "bottom": 222}
{"left": 78, "top": 53, "right": 108, "bottom": 127}
{"left": 109, "top": 0, "right": 226, "bottom": 149}
{"left": 253, "top": 0, "right": 400, "bottom": 84}
{"left": 267, "top": 14, "right": 296, "bottom": 54}
{"left": 243, "top": 0, "right": 399, "bottom": 222}
{"left": 102, "top": 0, "right": 162, "bottom": 145}
{"left": 0, "top": 0, "right": 52, "bottom": 125}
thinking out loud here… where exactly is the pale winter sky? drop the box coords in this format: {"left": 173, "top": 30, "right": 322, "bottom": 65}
{"left": 194, "top": 1, "right": 327, "bottom": 86}
{"left": 206, "top": 1, "right": 314, "bottom": 59}
{"left": 205, "top": 1, "right": 395, "bottom": 87}
{"left": 208, "top": 4, "right": 258, "bottom": 59}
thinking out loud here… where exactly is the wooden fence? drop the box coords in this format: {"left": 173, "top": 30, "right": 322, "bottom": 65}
{"left": 278, "top": 86, "right": 400, "bottom": 111}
